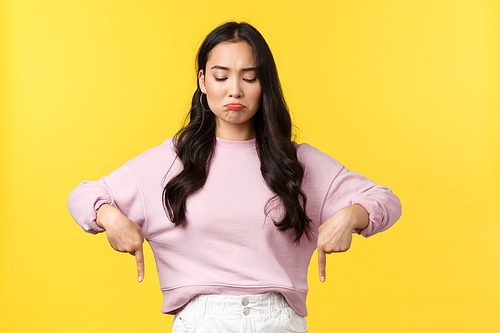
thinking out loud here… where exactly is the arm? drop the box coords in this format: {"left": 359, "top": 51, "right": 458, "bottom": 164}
{"left": 298, "top": 143, "right": 403, "bottom": 281}
{"left": 317, "top": 167, "right": 402, "bottom": 282}
{"left": 68, "top": 163, "right": 148, "bottom": 282}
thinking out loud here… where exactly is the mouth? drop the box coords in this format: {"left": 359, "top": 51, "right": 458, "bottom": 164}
{"left": 225, "top": 103, "right": 245, "bottom": 110}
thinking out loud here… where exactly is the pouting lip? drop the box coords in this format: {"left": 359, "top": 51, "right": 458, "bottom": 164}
{"left": 225, "top": 103, "right": 245, "bottom": 110}
{"left": 225, "top": 103, "right": 245, "bottom": 108}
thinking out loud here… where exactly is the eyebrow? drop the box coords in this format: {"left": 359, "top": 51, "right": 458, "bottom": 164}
{"left": 210, "top": 65, "right": 257, "bottom": 72}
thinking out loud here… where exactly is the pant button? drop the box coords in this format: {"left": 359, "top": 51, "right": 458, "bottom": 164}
{"left": 242, "top": 297, "right": 249, "bottom": 306}
{"left": 243, "top": 307, "right": 250, "bottom": 315}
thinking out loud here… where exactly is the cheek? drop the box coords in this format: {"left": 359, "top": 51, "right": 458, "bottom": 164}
{"left": 206, "top": 84, "right": 225, "bottom": 101}
{"left": 249, "top": 86, "right": 262, "bottom": 104}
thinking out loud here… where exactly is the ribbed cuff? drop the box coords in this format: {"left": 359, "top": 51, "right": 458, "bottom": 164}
{"left": 349, "top": 200, "right": 383, "bottom": 238}
{"left": 89, "top": 197, "right": 115, "bottom": 233}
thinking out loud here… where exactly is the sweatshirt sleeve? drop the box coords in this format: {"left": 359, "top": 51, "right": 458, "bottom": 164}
{"left": 298, "top": 143, "right": 401, "bottom": 238}
{"left": 320, "top": 166, "right": 402, "bottom": 237}
{"left": 67, "top": 163, "right": 147, "bottom": 235}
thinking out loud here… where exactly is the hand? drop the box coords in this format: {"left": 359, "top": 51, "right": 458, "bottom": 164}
{"left": 317, "top": 205, "right": 369, "bottom": 282}
{"left": 96, "top": 204, "right": 145, "bottom": 282}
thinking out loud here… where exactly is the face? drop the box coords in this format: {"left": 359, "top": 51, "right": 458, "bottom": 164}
{"left": 199, "top": 41, "right": 262, "bottom": 139}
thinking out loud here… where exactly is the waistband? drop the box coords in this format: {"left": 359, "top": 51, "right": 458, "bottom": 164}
{"left": 179, "top": 292, "right": 290, "bottom": 317}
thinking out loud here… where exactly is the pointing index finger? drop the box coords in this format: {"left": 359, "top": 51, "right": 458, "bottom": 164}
{"left": 135, "top": 245, "right": 145, "bottom": 282}
{"left": 318, "top": 247, "right": 326, "bottom": 282}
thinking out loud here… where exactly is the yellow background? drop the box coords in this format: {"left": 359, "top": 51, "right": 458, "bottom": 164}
{"left": 1, "top": 0, "right": 499, "bottom": 332}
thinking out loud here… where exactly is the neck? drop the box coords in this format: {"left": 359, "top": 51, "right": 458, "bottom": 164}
{"left": 215, "top": 119, "right": 256, "bottom": 141}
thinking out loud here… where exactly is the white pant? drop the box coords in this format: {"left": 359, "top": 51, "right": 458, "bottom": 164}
{"left": 171, "top": 292, "right": 308, "bottom": 333}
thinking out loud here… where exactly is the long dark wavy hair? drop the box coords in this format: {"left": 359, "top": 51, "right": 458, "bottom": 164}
{"left": 163, "top": 22, "right": 311, "bottom": 242}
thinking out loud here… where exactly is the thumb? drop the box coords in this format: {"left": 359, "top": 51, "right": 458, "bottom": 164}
{"left": 318, "top": 247, "right": 326, "bottom": 282}
{"left": 135, "top": 244, "right": 145, "bottom": 282}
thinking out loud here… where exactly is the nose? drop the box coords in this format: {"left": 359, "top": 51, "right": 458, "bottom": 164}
{"left": 228, "top": 78, "right": 242, "bottom": 98}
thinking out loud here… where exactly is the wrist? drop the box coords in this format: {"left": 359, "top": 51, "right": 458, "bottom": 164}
{"left": 341, "top": 204, "right": 369, "bottom": 230}
{"left": 96, "top": 204, "right": 116, "bottom": 229}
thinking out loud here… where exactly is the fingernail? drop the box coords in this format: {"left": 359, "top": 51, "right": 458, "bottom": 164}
{"left": 138, "top": 276, "right": 143, "bottom": 282}
{"left": 320, "top": 276, "right": 325, "bottom": 282}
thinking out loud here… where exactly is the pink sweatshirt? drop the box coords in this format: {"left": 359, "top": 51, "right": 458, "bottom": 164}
{"left": 68, "top": 138, "right": 401, "bottom": 316}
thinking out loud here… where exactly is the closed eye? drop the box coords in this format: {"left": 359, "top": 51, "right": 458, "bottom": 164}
{"left": 214, "top": 77, "right": 227, "bottom": 82}
{"left": 244, "top": 78, "right": 257, "bottom": 83}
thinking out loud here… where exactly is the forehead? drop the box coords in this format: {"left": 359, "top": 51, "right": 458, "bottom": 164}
{"left": 206, "top": 41, "right": 256, "bottom": 68}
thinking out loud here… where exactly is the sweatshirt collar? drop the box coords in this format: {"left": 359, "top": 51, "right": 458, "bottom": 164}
{"left": 215, "top": 137, "right": 257, "bottom": 151}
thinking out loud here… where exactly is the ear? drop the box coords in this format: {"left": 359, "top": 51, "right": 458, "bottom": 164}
{"left": 198, "top": 70, "right": 206, "bottom": 93}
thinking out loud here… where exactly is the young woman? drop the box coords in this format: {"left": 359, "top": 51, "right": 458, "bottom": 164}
{"left": 68, "top": 21, "right": 402, "bottom": 332}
